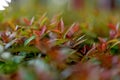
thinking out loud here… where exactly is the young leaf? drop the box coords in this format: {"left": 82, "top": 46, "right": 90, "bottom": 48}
{"left": 65, "top": 23, "right": 79, "bottom": 38}
{"left": 57, "top": 18, "right": 64, "bottom": 33}
{"left": 63, "top": 23, "right": 76, "bottom": 39}
{"left": 24, "top": 18, "right": 31, "bottom": 26}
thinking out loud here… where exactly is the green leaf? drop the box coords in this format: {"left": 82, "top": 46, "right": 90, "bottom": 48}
{"left": 55, "top": 39, "right": 67, "bottom": 46}
{"left": 40, "top": 17, "right": 47, "bottom": 26}
{"left": 24, "top": 35, "right": 36, "bottom": 46}
{"left": 110, "top": 41, "right": 120, "bottom": 49}
{"left": 110, "top": 45, "right": 119, "bottom": 55}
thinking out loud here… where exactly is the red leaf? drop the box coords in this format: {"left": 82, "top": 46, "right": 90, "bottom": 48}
{"left": 72, "top": 23, "right": 80, "bottom": 32}
{"left": 57, "top": 18, "right": 64, "bottom": 33}
{"left": 108, "top": 23, "right": 116, "bottom": 30}
{"left": 23, "top": 18, "right": 31, "bottom": 26}
{"left": 33, "top": 30, "right": 40, "bottom": 36}
{"left": 67, "top": 23, "right": 80, "bottom": 38}
{"left": 52, "top": 29, "right": 62, "bottom": 34}
{"left": 33, "top": 26, "right": 46, "bottom": 37}
{"left": 101, "top": 43, "right": 107, "bottom": 52}
{"left": 1, "top": 32, "right": 9, "bottom": 43}
{"left": 98, "top": 37, "right": 107, "bottom": 52}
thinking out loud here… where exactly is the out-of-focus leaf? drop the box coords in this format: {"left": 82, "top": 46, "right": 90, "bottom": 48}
{"left": 40, "top": 25, "right": 47, "bottom": 36}
{"left": 108, "top": 23, "right": 116, "bottom": 30}
{"left": 24, "top": 35, "right": 36, "bottom": 46}
{"left": 30, "top": 16, "right": 35, "bottom": 25}
{"left": 40, "top": 17, "right": 48, "bottom": 26}
{"left": 63, "top": 23, "right": 76, "bottom": 39}
{"left": 107, "top": 39, "right": 118, "bottom": 44}
{"left": 75, "top": 35, "right": 85, "bottom": 42}
{"left": 23, "top": 18, "right": 31, "bottom": 26}
{"left": 5, "top": 39, "right": 16, "bottom": 49}
{"left": 55, "top": 39, "right": 67, "bottom": 46}
{"left": 57, "top": 18, "right": 64, "bottom": 33}
{"left": 33, "top": 26, "right": 46, "bottom": 37}
{"left": 110, "top": 45, "right": 119, "bottom": 55}
{"left": 1, "top": 32, "right": 9, "bottom": 43}
{"left": 64, "top": 23, "right": 79, "bottom": 38}
{"left": 52, "top": 29, "right": 62, "bottom": 34}
{"left": 73, "top": 39, "right": 87, "bottom": 47}
{"left": 110, "top": 41, "right": 120, "bottom": 48}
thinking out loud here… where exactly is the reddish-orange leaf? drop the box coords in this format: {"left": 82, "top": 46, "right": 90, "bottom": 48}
{"left": 66, "top": 23, "right": 80, "bottom": 38}
{"left": 33, "top": 30, "right": 40, "bottom": 36}
{"left": 1, "top": 32, "right": 9, "bottom": 43}
{"left": 101, "top": 43, "right": 107, "bottom": 52}
{"left": 52, "top": 29, "right": 62, "bottom": 34}
{"left": 72, "top": 23, "right": 80, "bottom": 32}
{"left": 108, "top": 23, "right": 116, "bottom": 31}
{"left": 33, "top": 26, "right": 46, "bottom": 37}
{"left": 23, "top": 18, "right": 31, "bottom": 26}
{"left": 57, "top": 18, "right": 64, "bottom": 33}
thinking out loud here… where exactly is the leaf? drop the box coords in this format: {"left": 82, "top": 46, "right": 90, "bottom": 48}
{"left": 110, "top": 41, "right": 120, "bottom": 48}
{"left": 5, "top": 39, "right": 17, "bottom": 49}
{"left": 33, "top": 30, "right": 40, "bottom": 36}
{"left": 116, "top": 23, "right": 120, "bottom": 31}
{"left": 40, "top": 25, "right": 47, "bottom": 36}
{"left": 24, "top": 18, "right": 31, "bottom": 26}
{"left": 73, "top": 39, "right": 87, "bottom": 47}
{"left": 52, "top": 29, "right": 62, "bottom": 34}
{"left": 63, "top": 23, "right": 76, "bottom": 39}
{"left": 40, "top": 17, "right": 48, "bottom": 26}
{"left": 57, "top": 18, "right": 64, "bottom": 33}
{"left": 39, "top": 12, "right": 47, "bottom": 21}
{"left": 47, "top": 39, "right": 67, "bottom": 46}
{"left": 24, "top": 35, "right": 36, "bottom": 46}
{"left": 64, "top": 23, "right": 79, "bottom": 38}
{"left": 39, "top": 13, "right": 48, "bottom": 27}
{"left": 110, "top": 45, "right": 119, "bottom": 55}
{"left": 75, "top": 35, "right": 86, "bottom": 42}
{"left": 30, "top": 16, "right": 35, "bottom": 25}
{"left": 55, "top": 39, "right": 67, "bottom": 46}
{"left": 108, "top": 23, "right": 116, "bottom": 30}
{"left": 1, "top": 32, "right": 9, "bottom": 43}
{"left": 107, "top": 39, "right": 118, "bottom": 44}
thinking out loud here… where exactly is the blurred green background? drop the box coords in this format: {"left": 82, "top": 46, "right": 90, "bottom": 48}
{"left": 0, "top": 0, "right": 120, "bottom": 33}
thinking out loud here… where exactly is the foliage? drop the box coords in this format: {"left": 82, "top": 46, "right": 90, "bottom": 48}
{"left": 0, "top": 13, "right": 120, "bottom": 80}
